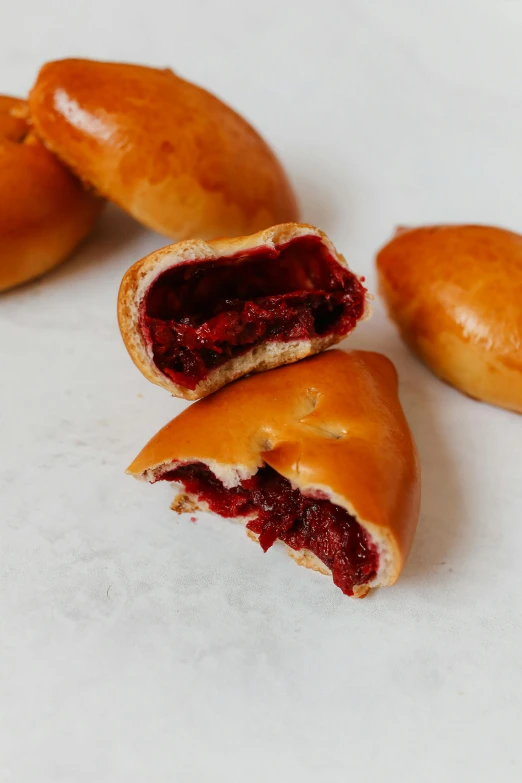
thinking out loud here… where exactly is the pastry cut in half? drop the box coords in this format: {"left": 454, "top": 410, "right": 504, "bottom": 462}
{"left": 376, "top": 224, "right": 522, "bottom": 413}
{"left": 118, "top": 222, "right": 371, "bottom": 400}
{"left": 28, "top": 58, "right": 298, "bottom": 240}
{"left": 127, "top": 350, "right": 421, "bottom": 597}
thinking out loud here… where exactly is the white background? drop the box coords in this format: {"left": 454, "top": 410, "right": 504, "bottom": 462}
{"left": 1, "top": 1, "right": 522, "bottom": 781}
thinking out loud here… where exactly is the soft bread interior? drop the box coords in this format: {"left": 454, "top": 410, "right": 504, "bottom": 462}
{"left": 118, "top": 224, "right": 369, "bottom": 400}
{"left": 141, "top": 235, "right": 366, "bottom": 391}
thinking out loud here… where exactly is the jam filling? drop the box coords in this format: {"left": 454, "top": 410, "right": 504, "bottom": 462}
{"left": 163, "top": 462, "right": 379, "bottom": 596}
{"left": 142, "top": 235, "right": 366, "bottom": 389}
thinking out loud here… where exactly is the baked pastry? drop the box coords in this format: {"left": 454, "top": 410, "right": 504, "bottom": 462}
{"left": 376, "top": 224, "right": 522, "bottom": 413}
{"left": 28, "top": 58, "right": 299, "bottom": 240}
{"left": 0, "top": 95, "right": 103, "bottom": 292}
{"left": 0, "top": 95, "right": 29, "bottom": 142}
{"left": 127, "top": 350, "right": 420, "bottom": 597}
{"left": 118, "top": 222, "right": 370, "bottom": 400}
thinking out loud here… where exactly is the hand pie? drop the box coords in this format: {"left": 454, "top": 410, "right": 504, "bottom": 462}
{"left": 377, "top": 224, "right": 522, "bottom": 413}
{"left": 0, "top": 96, "right": 102, "bottom": 292}
{"left": 127, "top": 350, "right": 420, "bottom": 597}
{"left": 29, "top": 58, "right": 298, "bottom": 241}
{"left": 118, "top": 222, "right": 370, "bottom": 399}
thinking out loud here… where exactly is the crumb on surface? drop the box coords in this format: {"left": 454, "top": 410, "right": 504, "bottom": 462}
{"left": 171, "top": 493, "right": 199, "bottom": 514}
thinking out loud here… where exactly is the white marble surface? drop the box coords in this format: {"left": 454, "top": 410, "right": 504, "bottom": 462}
{"left": 2, "top": 1, "right": 522, "bottom": 780}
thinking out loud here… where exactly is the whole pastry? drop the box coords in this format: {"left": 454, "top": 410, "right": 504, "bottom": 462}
{"left": 128, "top": 350, "right": 421, "bottom": 597}
{"left": 0, "top": 96, "right": 103, "bottom": 292}
{"left": 118, "top": 222, "right": 370, "bottom": 399}
{"left": 376, "top": 224, "right": 522, "bottom": 413}
{"left": 28, "top": 58, "right": 299, "bottom": 240}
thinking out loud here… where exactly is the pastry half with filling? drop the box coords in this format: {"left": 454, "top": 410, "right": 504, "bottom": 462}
{"left": 118, "top": 222, "right": 370, "bottom": 400}
{"left": 127, "top": 350, "right": 420, "bottom": 597}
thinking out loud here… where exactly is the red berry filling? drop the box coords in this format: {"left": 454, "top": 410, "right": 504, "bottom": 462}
{"left": 162, "top": 462, "right": 379, "bottom": 596}
{"left": 142, "top": 235, "right": 366, "bottom": 390}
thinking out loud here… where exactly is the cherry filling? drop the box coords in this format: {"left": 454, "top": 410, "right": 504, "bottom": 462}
{"left": 142, "top": 236, "right": 366, "bottom": 389}
{"left": 162, "top": 462, "right": 379, "bottom": 596}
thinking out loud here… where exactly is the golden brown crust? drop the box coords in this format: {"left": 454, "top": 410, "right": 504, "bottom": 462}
{"left": 0, "top": 96, "right": 104, "bottom": 292}
{"left": 28, "top": 58, "right": 299, "bottom": 240}
{"left": 376, "top": 225, "right": 522, "bottom": 413}
{"left": 128, "top": 350, "right": 421, "bottom": 594}
{"left": 117, "top": 221, "right": 371, "bottom": 400}
{"left": 0, "top": 96, "right": 30, "bottom": 142}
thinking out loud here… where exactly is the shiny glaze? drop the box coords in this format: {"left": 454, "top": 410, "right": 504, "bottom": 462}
{"left": 129, "top": 350, "right": 421, "bottom": 581}
{"left": 29, "top": 59, "right": 299, "bottom": 240}
{"left": 0, "top": 95, "right": 103, "bottom": 292}
{"left": 377, "top": 225, "right": 522, "bottom": 413}
{"left": 0, "top": 96, "right": 30, "bottom": 142}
